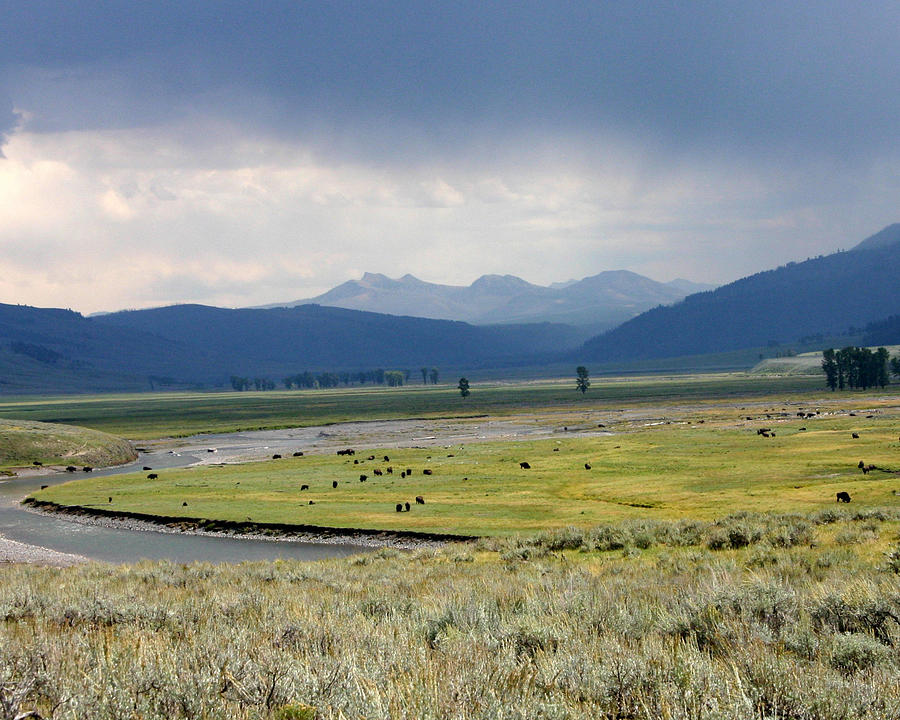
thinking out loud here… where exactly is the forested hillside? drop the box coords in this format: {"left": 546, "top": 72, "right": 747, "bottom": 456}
{"left": 580, "top": 227, "right": 900, "bottom": 361}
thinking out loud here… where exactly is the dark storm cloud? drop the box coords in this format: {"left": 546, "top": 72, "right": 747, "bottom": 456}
{"left": 3, "top": 1, "right": 898, "bottom": 163}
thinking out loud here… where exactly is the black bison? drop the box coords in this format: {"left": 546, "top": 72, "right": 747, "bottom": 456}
{"left": 798, "top": 427, "right": 806, "bottom": 431}
{"left": 308, "top": 500, "right": 315, "bottom": 505}
{"left": 332, "top": 481, "right": 338, "bottom": 488}
{"left": 851, "top": 433, "right": 859, "bottom": 439}
{"left": 836, "top": 491, "right": 851, "bottom": 503}
{"left": 416, "top": 496, "right": 425, "bottom": 504}
{"left": 108, "top": 497, "right": 112, "bottom": 503}
{"left": 405, "top": 502, "right": 410, "bottom": 511}
{"left": 757, "top": 428, "right": 771, "bottom": 436}
{"left": 301, "top": 484, "right": 309, "bottom": 491}
{"left": 359, "top": 474, "right": 367, "bottom": 482}
{"left": 32, "top": 461, "right": 42, "bottom": 466}
{"left": 336, "top": 449, "right": 355, "bottom": 456}
{"left": 40, "top": 485, "right": 48, "bottom": 490}
{"left": 373, "top": 469, "right": 383, "bottom": 476}
{"left": 400, "top": 471, "right": 406, "bottom": 478}
{"left": 406, "top": 468, "right": 413, "bottom": 475}
{"left": 553, "top": 447, "right": 559, "bottom": 452}
{"left": 383, "top": 455, "right": 390, "bottom": 462}
{"left": 182, "top": 501, "right": 188, "bottom": 506}
{"left": 519, "top": 462, "right": 531, "bottom": 469}
{"left": 353, "top": 459, "right": 359, "bottom": 464}
{"left": 584, "top": 463, "right": 592, "bottom": 470}
{"left": 396, "top": 503, "right": 403, "bottom": 512}
{"left": 143, "top": 466, "right": 152, "bottom": 471}
{"left": 367, "top": 455, "right": 376, "bottom": 461}
{"left": 858, "top": 460, "right": 866, "bottom": 469}
{"left": 272, "top": 454, "right": 282, "bottom": 459}
{"left": 66, "top": 466, "right": 76, "bottom": 472}
{"left": 386, "top": 467, "right": 393, "bottom": 474}
{"left": 293, "top": 451, "right": 304, "bottom": 457}
{"left": 423, "top": 469, "right": 433, "bottom": 475}
{"left": 82, "top": 466, "right": 93, "bottom": 472}
{"left": 147, "top": 473, "right": 158, "bottom": 480}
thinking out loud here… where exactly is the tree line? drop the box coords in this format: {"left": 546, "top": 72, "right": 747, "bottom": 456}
{"left": 821, "top": 347, "right": 898, "bottom": 390}
{"left": 229, "top": 368, "right": 441, "bottom": 391}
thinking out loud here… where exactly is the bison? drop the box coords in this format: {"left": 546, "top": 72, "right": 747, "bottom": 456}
{"left": 406, "top": 468, "right": 413, "bottom": 475}
{"left": 336, "top": 449, "right": 355, "bottom": 456}
{"left": 416, "top": 496, "right": 425, "bottom": 504}
{"left": 272, "top": 454, "right": 282, "bottom": 459}
{"left": 301, "top": 484, "right": 309, "bottom": 491}
{"left": 359, "top": 474, "right": 367, "bottom": 482}
{"left": 423, "top": 469, "right": 433, "bottom": 475}
{"left": 396, "top": 503, "right": 403, "bottom": 512}
{"left": 386, "top": 467, "right": 393, "bottom": 474}
{"left": 82, "top": 466, "right": 93, "bottom": 472}
{"left": 147, "top": 473, "right": 158, "bottom": 480}
{"left": 40, "top": 485, "right": 48, "bottom": 490}
{"left": 32, "top": 461, "right": 42, "bottom": 466}
{"left": 852, "top": 433, "right": 860, "bottom": 439}
{"left": 373, "top": 469, "right": 383, "bottom": 476}
{"left": 519, "top": 461, "right": 531, "bottom": 469}
{"left": 293, "top": 451, "right": 304, "bottom": 457}
{"left": 836, "top": 491, "right": 851, "bottom": 503}
{"left": 143, "top": 466, "right": 152, "bottom": 471}
{"left": 383, "top": 455, "right": 390, "bottom": 462}
{"left": 585, "top": 463, "right": 592, "bottom": 470}
{"left": 66, "top": 466, "right": 76, "bottom": 472}
{"left": 332, "top": 481, "right": 338, "bottom": 488}
{"left": 405, "top": 502, "right": 410, "bottom": 511}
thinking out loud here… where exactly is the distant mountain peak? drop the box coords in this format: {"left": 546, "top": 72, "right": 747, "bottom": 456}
{"left": 852, "top": 223, "right": 900, "bottom": 252}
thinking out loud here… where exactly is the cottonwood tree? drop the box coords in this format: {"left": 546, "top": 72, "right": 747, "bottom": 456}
{"left": 458, "top": 377, "right": 470, "bottom": 398}
{"left": 576, "top": 366, "right": 590, "bottom": 394}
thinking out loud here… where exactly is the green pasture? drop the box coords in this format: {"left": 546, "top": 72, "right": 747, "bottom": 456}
{"left": 0, "top": 418, "right": 136, "bottom": 472}
{"left": 33, "top": 407, "right": 900, "bottom": 536}
{"left": 0, "top": 373, "right": 825, "bottom": 439}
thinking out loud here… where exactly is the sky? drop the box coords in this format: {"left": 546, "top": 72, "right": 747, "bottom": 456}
{"left": 0, "top": 1, "right": 898, "bottom": 314}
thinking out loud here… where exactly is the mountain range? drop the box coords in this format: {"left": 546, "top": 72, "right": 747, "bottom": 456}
{"left": 258, "top": 270, "right": 714, "bottom": 332}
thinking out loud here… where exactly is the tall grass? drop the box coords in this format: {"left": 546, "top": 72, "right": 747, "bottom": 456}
{"left": 1, "top": 511, "right": 900, "bottom": 718}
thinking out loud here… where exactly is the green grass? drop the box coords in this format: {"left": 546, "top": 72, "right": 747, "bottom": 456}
{"left": 33, "top": 399, "right": 900, "bottom": 536}
{"left": 0, "top": 418, "right": 136, "bottom": 472}
{"left": 0, "top": 373, "right": 827, "bottom": 438}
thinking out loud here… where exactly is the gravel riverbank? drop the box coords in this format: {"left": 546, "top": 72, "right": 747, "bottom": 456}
{"left": 0, "top": 534, "right": 88, "bottom": 566}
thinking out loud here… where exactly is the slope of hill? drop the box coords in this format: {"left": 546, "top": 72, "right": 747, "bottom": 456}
{"left": 260, "top": 271, "right": 714, "bottom": 329}
{"left": 580, "top": 225, "right": 900, "bottom": 362}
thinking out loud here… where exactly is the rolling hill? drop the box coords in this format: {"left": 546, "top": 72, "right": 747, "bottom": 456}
{"left": 579, "top": 225, "right": 900, "bottom": 362}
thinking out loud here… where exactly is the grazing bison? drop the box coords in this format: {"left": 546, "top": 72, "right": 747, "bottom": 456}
{"left": 585, "top": 463, "right": 592, "bottom": 470}
{"left": 405, "top": 502, "right": 410, "bottom": 511}
{"left": 373, "top": 469, "right": 383, "bottom": 476}
{"left": 423, "top": 469, "right": 433, "bottom": 475}
{"left": 386, "top": 466, "right": 393, "bottom": 474}
{"left": 40, "top": 485, "right": 48, "bottom": 490}
{"left": 182, "top": 501, "right": 188, "bottom": 506}
{"left": 332, "top": 481, "right": 338, "bottom": 488}
{"left": 293, "top": 451, "right": 304, "bottom": 457}
{"left": 272, "top": 454, "right": 282, "bottom": 459}
{"left": 416, "top": 496, "right": 425, "bottom": 504}
{"left": 147, "top": 473, "right": 158, "bottom": 480}
{"left": 757, "top": 428, "right": 771, "bottom": 436}
{"left": 836, "top": 491, "right": 851, "bottom": 503}
{"left": 799, "top": 427, "right": 806, "bottom": 431}
{"left": 553, "top": 447, "right": 559, "bottom": 452}
{"left": 359, "top": 474, "right": 367, "bottom": 482}
{"left": 852, "top": 433, "right": 860, "bottom": 439}
{"left": 66, "top": 466, "right": 76, "bottom": 472}
{"left": 396, "top": 503, "right": 403, "bottom": 512}
{"left": 519, "top": 462, "right": 531, "bottom": 469}
{"left": 383, "top": 455, "right": 390, "bottom": 462}
{"left": 301, "top": 484, "right": 309, "bottom": 490}
{"left": 367, "top": 455, "right": 376, "bottom": 461}
{"left": 354, "top": 459, "right": 359, "bottom": 464}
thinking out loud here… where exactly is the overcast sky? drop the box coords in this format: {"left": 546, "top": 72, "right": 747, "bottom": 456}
{"left": 1, "top": 1, "right": 898, "bottom": 313}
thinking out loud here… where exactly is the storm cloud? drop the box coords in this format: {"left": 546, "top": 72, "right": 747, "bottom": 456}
{"left": 1, "top": 1, "right": 898, "bottom": 312}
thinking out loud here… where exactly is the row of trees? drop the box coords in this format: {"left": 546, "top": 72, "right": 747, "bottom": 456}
{"left": 230, "top": 368, "right": 443, "bottom": 391}
{"left": 821, "top": 347, "right": 894, "bottom": 390}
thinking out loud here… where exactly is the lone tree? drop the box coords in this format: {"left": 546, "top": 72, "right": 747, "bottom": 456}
{"left": 576, "top": 366, "right": 590, "bottom": 394}
{"left": 458, "top": 377, "right": 470, "bottom": 398}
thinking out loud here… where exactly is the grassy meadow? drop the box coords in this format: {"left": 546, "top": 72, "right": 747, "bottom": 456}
{"left": 0, "top": 373, "right": 825, "bottom": 439}
{"left": 0, "top": 418, "right": 137, "bottom": 474}
{"left": 1, "top": 512, "right": 900, "bottom": 719}
{"left": 31, "top": 392, "right": 900, "bottom": 536}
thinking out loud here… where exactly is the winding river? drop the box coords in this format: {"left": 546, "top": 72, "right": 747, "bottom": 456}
{"left": 1, "top": 416, "right": 582, "bottom": 564}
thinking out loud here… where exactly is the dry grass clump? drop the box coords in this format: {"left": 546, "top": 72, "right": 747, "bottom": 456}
{"left": 1, "top": 512, "right": 900, "bottom": 719}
